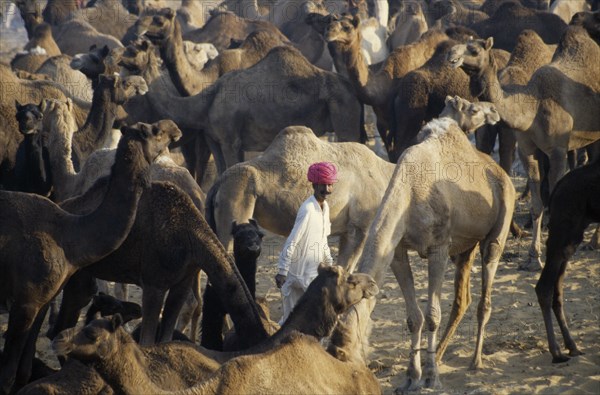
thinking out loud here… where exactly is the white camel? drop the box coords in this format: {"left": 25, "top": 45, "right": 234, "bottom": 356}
{"left": 354, "top": 98, "right": 515, "bottom": 392}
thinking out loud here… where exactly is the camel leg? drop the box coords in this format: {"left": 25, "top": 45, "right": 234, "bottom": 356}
{"left": 518, "top": 147, "right": 544, "bottom": 271}
{"left": 114, "top": 283, "right": 128, "bottom": 301}
{"left": 205, "top": 135, "right": 227, "bottom": 175}
{"left": 221, "top": 138, "right": 244, "bottom": 170}
{"left": 422, "top": 246, "right": 448, "bottom": 389}
{"left": 498, "top": 127, "right": 516, "bottom": 176}
{"left": 189, "top": 271, "right": 203, "bottom": 343}
{"left": 16, "top": 303, "right": 50, "bottom": 388}
{"left": 139, "top": 288, "right": 166, "bottom": 346}
{"left": 548, "top": 148, "right": 568, "bottom": 193}
{"left": 390, "top": 247, "right": 424, "bottom": 392}
{"left": 584, "top": 224, "right": 600, "bottom": 250}
{"left": 0, "top": 303, "right": 42, "bottom": 393}
{"left": 436, "top": 245, "right": 476, "bottom": 363}
{"left": 337, "top": 228, "right": 367, "bottom": 273}
{"left": 158, "top": 277, "right": 195, "bottom": 343}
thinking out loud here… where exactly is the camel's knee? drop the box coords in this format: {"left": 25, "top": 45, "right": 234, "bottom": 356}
{"left": 477, "top": 298, "right": 492, "bottom": 320}
{"left": 406, "top": 311, "right": 424, "bottom": 333}
{"left": 426, "top": 306, "right": 442, "bottom": 332}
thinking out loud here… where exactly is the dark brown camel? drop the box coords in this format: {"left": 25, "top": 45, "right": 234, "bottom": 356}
{"left": 535, "top": 158, "right": 600, "bottom": 363}
{"left": 0, "top": 121, "right": 176, "bottom": 394}
{"left": 49, "top": 176, "right": 270, "bottom": 347}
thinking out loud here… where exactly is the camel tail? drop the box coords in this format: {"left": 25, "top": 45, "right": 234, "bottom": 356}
{"left": 205, "top": 177, "right": 222, "bottom": 232}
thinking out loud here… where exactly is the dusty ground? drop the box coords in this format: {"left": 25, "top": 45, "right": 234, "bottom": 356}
{"left": 1, "top": 18, "right": 599, "bottom": 395}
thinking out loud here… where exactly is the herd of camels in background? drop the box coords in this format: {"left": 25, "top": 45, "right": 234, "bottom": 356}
{"left": 0, "top": 0, "right": 599, "bottom": 392}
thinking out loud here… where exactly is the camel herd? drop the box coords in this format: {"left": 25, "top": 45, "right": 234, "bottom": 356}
{"left": 0, "top": 0, "right": 599, "bottom": 393}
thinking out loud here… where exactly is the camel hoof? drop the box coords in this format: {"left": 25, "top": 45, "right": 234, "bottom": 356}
{"left": 395, "top": 378, "right": 421, "bottom": 393}
{"left": 552, "top": 354, "right": 570, "bottom": 363}
{"left": 568, "top": 349, "right": 584, "bottom": 357}
{"left": 424, "top": 375, "right": 442, "bottom": 389}
{"left": 469, "top": 359, "right": 484, "bottom": 370}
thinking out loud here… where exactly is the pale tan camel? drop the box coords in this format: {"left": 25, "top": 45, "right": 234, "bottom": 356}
{"left": 354, "top": 98, "right": 515, "bottom": 391}
{"left": 448, "top": 24, "right": 600, "bottom": 271}
{"left": 387, "top": 1, "right": 428, "bottom": 49}
{"left": 0, "top": 120, "right": 178, "bottom": 393}
{"left": 206, "top": 96, "right": 500, "bottom": 268}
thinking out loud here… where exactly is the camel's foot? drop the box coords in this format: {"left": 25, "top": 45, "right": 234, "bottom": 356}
{"left": 568, "top": 348, "right": 584, "bottom": 357}
{"left": 394, "top": 377, "right": 422, "bottom": 394}
{"left": 423, "top": 360, "right": 442, "bottom": 389}
{"left": 552, "top": 354, "right": 571, "bottom": 364}
{"left": 469, "top": 356, "right": 484, "bottom": 370}
{"left": 518, "top": 256, "right": 542, "bottom": 272}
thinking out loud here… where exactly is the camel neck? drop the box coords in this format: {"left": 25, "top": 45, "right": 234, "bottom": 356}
{"left": 161, "top": 20, "right": 216, "bottom": 96}
{"left": 73, "top": 85, "right": 118, "bottom": 163}
{"left": 63, "top": 137, "right": 147, "bottom": 267}
{"left": 338, "top": 38, "right": 383, "bottom": 106}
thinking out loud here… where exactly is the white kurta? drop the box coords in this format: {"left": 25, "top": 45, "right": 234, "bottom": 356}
{"left": 277, "top": 195, "right": 334, "bottom": 324}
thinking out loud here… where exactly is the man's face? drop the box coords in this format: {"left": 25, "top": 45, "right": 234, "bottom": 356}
{"left": 313, "top": 183, "right": 333, "bottom": 201}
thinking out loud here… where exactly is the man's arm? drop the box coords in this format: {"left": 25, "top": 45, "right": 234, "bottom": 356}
{"left": 277, "top": 206, "right": 310, "bottom": 277}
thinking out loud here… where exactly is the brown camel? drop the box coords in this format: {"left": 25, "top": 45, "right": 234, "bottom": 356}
{"left": 0, "top": 120, "right": 177, "bottom": 394}
{"left": 447, "top": 23, "right": 600, "bottom": 271}
{"left": 354, "top": 98, "right": 515, "bottom": 391}
{"left": 430, "top": 0, "right": 489, "bottom": 29}
{"left": 0, "top": 64, "right": 90, "bottom": 192}
{"left": 183, "top": 10, "right": 285, "bottom": 52}
{"left": 49, "top": 172, "right": 268, "bottom": 347}
{"left": 36, "top": 54, "right": 93, "bottom": 101}
{"left": 10, "top": 23, "right": 61, "bottom": 74}
{"left": 206, "top": 96, "right": 499, "bottom": 264}
{"left": 24, "top": 22, "right": 61, "bottom": 56}
{"left": 535, "top": 158, "right": 600, "bottom": 363}
{"left": 52, "top": 265, "right": 380, "bottom": 394}
{"left": 146, "top": 45, "right": 364, "bottom": 175}
{"left": 470, "top": 1, "right": 568, "bottom": 51}
{"left": 145, "top": 8, "right": 291, "bottom": 96}
{"left": 314, "top": 13, "right": 448, "bottom": 150}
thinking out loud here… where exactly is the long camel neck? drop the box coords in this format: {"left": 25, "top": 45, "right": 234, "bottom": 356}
{"left": 73, "top": 85, "right": 118, "bottom": 163}
{"left": 356, "top": 162, "right": 411, "bottom": 283}
{"left": 63, "top": 136, "right": 147, "bottom": 267}
{"left": 161, "top": 20, "right": 217, "bottom": 96}
{"left": 188, "top": 207, "right": 269, "bottom": 347}
{"left": 477, "top": 54, "right": 537, "bottom": 132}
{"left": 45, "top": 110, "right": 78, "bottom": 201}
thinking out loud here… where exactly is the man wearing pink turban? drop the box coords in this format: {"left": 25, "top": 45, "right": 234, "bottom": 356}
{"left": 275, "top": 162, "right": 338, "bottom": 325}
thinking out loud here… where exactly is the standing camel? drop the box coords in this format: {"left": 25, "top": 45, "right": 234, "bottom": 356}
{"left": 0, "top": 120, "right": 178, "bottom": 394}
{"left": 447, "top": 23, "right": 600, "bottom": 271}
{"left": 355, "top": 97, "right": 515, "bottom": 391}
{"left": 535, "top": 158, "right": 600, "bottom": 363}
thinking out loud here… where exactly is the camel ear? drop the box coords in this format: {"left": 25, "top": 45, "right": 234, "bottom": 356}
{"left": 66, "top": 98, "right": 73, "bottom": 111}
{"left": 110, "top": 314, "right": 124, "bottom": 331}
{"left": 15, "top": 100, "right": 23, "bottom": 110}
{"left": 100, "top": 45, "right": 110, "bottom": 57}
{"left": 138, "top": 123, "right": 154, "bottom": 138}
{"left": 231, "top": 220, "right": 238, "bottom": 234}
{"left": 163, "top": 7, "right": 175, "bottom": 20}
{"left": 40, "top": 99, "right": 48, "bottom": 112}
{"left": 352, "top": 14, "right": 360, "bottom": 28}
{"left": 444, "top": 95, "right": 452, "bottom": 106}
{"left": 484, "top": 37, "right": 493, "bottom": 50}
{"left": 139, "top": 39, "right": 150, "bottom": 51}
{"left": 89, "top": 44, "right": 97, "bottom": 51}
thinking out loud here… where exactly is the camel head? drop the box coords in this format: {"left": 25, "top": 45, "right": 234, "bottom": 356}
{"left": 95, "top": 74, "right": 148, "bottom": 106}
{"left": 447, "top": 36, "right": 494, "bottom": 74}
{"left": 15, "top": 100, "right": 43, "bottom": 135}
{"left": 52, "top": 314, "right": 126, "bottom": 362}
{"left": 232, "top": 219, "right": 264, "bottom": 260}
{"left": 431, "top": 0, "right": 458, "bottom": 20}
{"left": 144, "top": 8, "right": 177, "bottom": 45}
{"left": 570, "top": 11, "right": 600, "bottom": 45}
{"left": 85, "top": 292, "right": 142, "bottom": 325}
{"left": 322, "top": 13, "right": 361, "bottom": 46}
{"left": 311, "top": 264, "right": 379, "bottom": 315}
{"left": 440, "top": 95, "right": 500, "bottom": 133}
{"left": 14, "top": 0, "right": 42, "bottom": 37}
{"left": 70, "top": 45, "right": 112, "bottom": 80}
{"left": 119, "top": 37, "right": 156, "bottom": 75}
{"left": 121, "top": 119, "right": 182, "bottom": 164}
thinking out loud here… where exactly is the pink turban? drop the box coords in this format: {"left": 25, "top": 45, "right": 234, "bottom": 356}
{"left": 307, "top": 162, "right": 338, "bottom": 184}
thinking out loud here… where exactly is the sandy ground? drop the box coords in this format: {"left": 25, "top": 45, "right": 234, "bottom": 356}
{"left": 1, "top": 19, "right": 599, "bottom": 395}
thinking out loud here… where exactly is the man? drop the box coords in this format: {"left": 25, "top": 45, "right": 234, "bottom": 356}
{"left": 274, "top": 162, "right": 338, "bottom": 325}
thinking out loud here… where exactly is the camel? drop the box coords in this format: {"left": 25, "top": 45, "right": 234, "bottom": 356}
{"left": 318, "top": 13, "right": 449, "bottom": 150}
{"left": 0, "top": 119, "right": 177, "bottom": 394}
{"left": 13, "top": 101, "right": 53, "bottom": 196}
{"left": 49, "top": 171, "right": 268, "bottom": 347}
{"left": 206, "top": 96, "right": 499, "bottom": 264}
{"left": 551, "top": 0, "right": 591, "bottom": 23}
{"left": 85, "top": 292, "right": 143, "bottom": 325}
{"left": 51, "top": 265, "right": 380, "bottom": 394}
{"left": 10, "top": 23, "right": 61, "bottom": 74}
{"left": 430, "top": 0, "right": 489, "bottom": 29}
{"left": 35, "top": 55, "right": 94, "bottom": 101}
{"left": 145, "top": 45, "right": 364, "bottom": 175}
{"left": 447, "top": 24, "right": 600, "bottom": 271}
{"left": 353, "top": 96, "right": 514, "bottom": 391}
{"left": 470, "top": 1, "right": 567, "bottom": 51}
{"left": 36, "top": 77, "right": 148, "bottom": 202}
{"left": 201, "top": 220, "right": 264, "bottom": 350}
{"left": 535, "top": 158, "right": 600, "bottom": 363}
{"left": 386, "top": 0, "right": 428, "bottom": 49}
{"left": 0, "top": 64, "right": 91, "bottom": 192}
{"left": 144, "top": 8, "right": 291, "bottom": 96}
{"left": 67, "top": 0, "right": 137, "bottom": 40}
{"left": 183, "top": 10, "right": 285, "bottom": 52}
{"left": 474, "top": 29, "right": 555, "bottom": 176}
{"left": 24, "top": 22, "right": 61, "bottom": 56}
